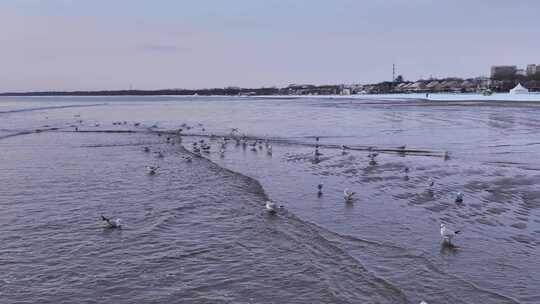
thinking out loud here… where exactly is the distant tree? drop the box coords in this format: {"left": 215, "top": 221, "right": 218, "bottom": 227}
{"left": 395, "top": 75, "right": 404, "bottom": 82}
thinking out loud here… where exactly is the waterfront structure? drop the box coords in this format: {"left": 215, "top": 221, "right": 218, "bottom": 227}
{"left": 509, "top": 83, "right": 529, "bottom": 94}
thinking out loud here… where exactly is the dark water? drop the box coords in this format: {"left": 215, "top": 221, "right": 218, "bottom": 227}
{"left": 1, "top": 96, "right": 539, "bottom": 303}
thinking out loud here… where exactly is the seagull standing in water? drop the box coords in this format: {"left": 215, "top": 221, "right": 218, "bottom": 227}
{"left": 317, "top": 184, "right": 323, "bottom": 196}
{"left": 455, "top": 192, "right": 464, "bottom": 203}
{"left": 440, "top": 223, "right": 460, "bottom": 245}
{"left": 101, "top": 215, "right": 121, "bottom": 229}
{"left": 443, "top": 151, "right": 450, "bottom": 160}
{"left": 344, "top": 189, "right": 355, "bottom": 202}
{"left": 265, "top": 201, "right": 277, "bottom": 214}
{"left": 368, "top": 152, "right": 378, "bottom": 165}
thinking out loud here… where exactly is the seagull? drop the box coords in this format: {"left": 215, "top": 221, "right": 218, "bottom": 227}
{"left": 455, "top": 192, "right": 464, "bottom": 203}
{"left": 344, "top": 189, "right": 355, "bottom": 202}
{"left": 440, "top": 223, "right": 460, "bottom": 245}
{"left": 143, "top": 147, "right": 150, "bottom": 153}
{"left": 265, "top": 201, "right": 277, "bottom": 214}
{"left": 420, "top": 301, "right": 428, "bottom": 304}
{"left": 101, "top": 215, "right": 121, "bottom": 229}
{"left": 369, "top": 159, "right": 377, "bottom": 166}
{"left": 341, "top": 145, "right": 349, "bottom": 155}
{"left": 147, "top": 166, "right": 159, "bottom": 175}
{"left": 317, "top": 184, "right": 323, "bottom": 196}
{"left": 397, "top": 145, "right": 406, "bottom": 150}
{"left": 404, "top": 167, "right": 409, "bottom": 173}
{"left": 314, "top": 149, "right": 322, "bottom": 156}
{"left": 220, "top": 148, "right": 225, "bottom": 157}
{"left": 443, "top": 151, "right": 450, "bottom": 160}
{"left": 267, "top": 145, "right": 273, "bottom": 155}
{"left": 428, "top": 178, "right": 435, "bottom": 188}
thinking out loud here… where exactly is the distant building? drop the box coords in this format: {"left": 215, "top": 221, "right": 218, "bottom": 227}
{"left": 340, "top": 88, "right": 351, "bottom": 95}
{"left": 490, "top": 65, "right": 517, "bottom": 79}
{"left": 527, "top": 64, "right": 540, "bottom": 76}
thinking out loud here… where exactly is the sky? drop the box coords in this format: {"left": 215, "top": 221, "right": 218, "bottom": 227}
{"left": 0, "top": 0, "right": 539, "bottom": 91}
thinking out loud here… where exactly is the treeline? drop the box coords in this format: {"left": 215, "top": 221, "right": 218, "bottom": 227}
{"left": 0, "top": 87, "right": 280, "bottom": 96}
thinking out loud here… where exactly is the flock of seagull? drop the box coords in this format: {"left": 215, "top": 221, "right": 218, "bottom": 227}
{"left": 98, "top": 123, "right": 463, "bottom": 254}
{"left": 84, "top": 119, "right": 464, "bottom": 304}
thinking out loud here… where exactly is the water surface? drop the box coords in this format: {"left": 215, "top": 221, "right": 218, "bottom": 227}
{"left": 1, "top": 96, "right": 539, "bottom": 303}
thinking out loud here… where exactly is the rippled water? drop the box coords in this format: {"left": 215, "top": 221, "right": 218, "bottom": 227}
{"left": 1, "top": 96, "right": 539, "bottom": 303}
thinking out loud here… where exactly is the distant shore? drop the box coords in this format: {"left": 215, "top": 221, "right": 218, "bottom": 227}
{"left": 1, "top": 91, "right": 539, "bottom": 102}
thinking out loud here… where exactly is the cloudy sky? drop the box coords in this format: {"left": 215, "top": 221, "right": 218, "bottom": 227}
{"left": 1, "top": 0, "right": 538, "bottom": 91}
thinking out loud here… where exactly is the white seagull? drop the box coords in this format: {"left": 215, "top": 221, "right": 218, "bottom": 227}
{"left": 101, "top": 215, "right": 121, "bottom": 228}
{"left": 265, "top": 201, "right": 277, "bottom": 213}
{"left": 455, "top": 192, "right": 464, "bottom": 203}
{"left": 344, "top": 189, "right": 355, "bottom": 202}
{"left": 440, "top": 223, "right": 460, "bottom": 245}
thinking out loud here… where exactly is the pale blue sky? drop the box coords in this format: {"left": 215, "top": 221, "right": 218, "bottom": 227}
{"left": 1, "top": 0, "right": 539, "bottom": 91}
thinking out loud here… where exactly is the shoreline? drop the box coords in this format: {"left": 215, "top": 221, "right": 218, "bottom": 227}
{"left": 1, "top": 92, "right": 540, "bottom": 102}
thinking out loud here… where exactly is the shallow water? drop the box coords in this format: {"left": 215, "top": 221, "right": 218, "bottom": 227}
{"left": 1, "top": 96, "right": 539, "bottom": 303}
